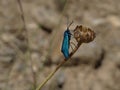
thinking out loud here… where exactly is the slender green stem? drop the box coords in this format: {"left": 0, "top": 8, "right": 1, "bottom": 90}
{"left": 36, "top": 60, "right": 66, "bottom": 90}
{"left": 36, "top": 43, "right": 81, "bottom": 90}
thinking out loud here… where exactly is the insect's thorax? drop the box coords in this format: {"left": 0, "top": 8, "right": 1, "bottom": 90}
{"left": 64, "top": 29, "right": 71, "bottom": 38}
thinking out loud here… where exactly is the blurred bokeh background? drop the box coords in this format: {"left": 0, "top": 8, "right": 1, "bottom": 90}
{"left": 0, "top": 0, "right": 120, "bottom": 90}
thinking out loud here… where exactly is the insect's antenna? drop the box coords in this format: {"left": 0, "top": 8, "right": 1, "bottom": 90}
{"left": 67, "top": 21, "right": 73, "bottom": 29}
{"left": 66, "top": 16, "right": 73, "bottom": 29}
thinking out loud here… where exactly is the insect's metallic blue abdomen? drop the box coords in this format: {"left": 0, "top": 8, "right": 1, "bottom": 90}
{"left": 61, "top": 29, "right": 71, "bottom": 59}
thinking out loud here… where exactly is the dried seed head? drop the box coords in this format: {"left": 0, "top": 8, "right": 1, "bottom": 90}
{"left": 74, "top": 25, "right": 96, "bottom": 44}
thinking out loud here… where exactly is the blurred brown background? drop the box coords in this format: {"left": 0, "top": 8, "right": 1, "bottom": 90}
{"left": 0, "top": 0, "right": 120, "bottom": 90}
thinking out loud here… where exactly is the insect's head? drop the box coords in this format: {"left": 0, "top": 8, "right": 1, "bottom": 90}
{"left": 65, "top": 21, "right": 73, "bottom": 36}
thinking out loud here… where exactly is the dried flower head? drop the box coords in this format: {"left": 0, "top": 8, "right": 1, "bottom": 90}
{"left": 74, "top": 25, "right": 96, "bottom": 44}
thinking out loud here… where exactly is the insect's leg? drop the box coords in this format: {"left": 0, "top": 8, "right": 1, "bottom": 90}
{"left": 71, "top": 33, "right": 74, "bottom": 37}
{"left": 70, "top": 41, "right": 77, "bottom": 51}
{"left": 69, "top": 30, "right": 75, "bottom": 37}
{"left": 70, "top": 43, "right": 74, "bottom": 51}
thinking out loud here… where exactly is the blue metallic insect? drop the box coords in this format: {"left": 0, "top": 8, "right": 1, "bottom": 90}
{"left": 61, "top": 21, "right": 73, "bottom": 59}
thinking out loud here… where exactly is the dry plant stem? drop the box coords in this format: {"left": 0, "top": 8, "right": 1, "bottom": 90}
{"left": 36, "top": 43, "right": 81, "bottom": 90}
{"left": 45, "top": 0, "right": 69, "bottom": 61}
{"left": 17, "top": 0, "right": 37, "bottom": 89}
{"left": 17, "top": 0, "right": 27, "bottom": 30}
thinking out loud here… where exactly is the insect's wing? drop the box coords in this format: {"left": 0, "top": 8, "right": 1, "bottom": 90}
{"left": 61, "top": 32, "right": 70, "bottom": 59}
